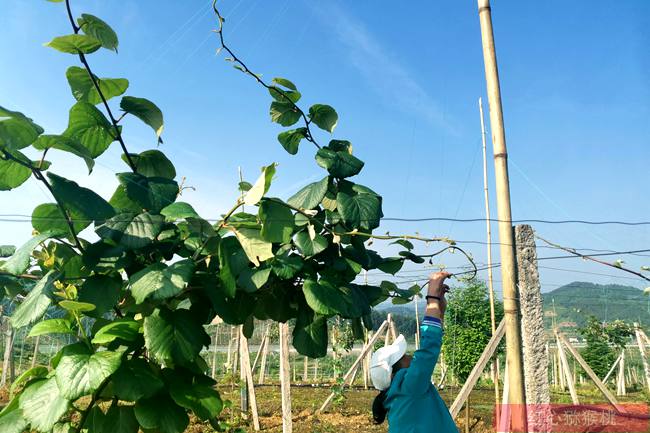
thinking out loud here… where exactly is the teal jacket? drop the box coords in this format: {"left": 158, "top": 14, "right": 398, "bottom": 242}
{"left": 384, "top": 316, "right": 458, "bottom": 433}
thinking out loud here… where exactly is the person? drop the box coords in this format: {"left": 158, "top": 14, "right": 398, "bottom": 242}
{"left": 370, "top": 271, "right": 457, "bottom": 432}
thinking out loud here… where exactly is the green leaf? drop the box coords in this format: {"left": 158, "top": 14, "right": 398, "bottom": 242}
{"left": 109, "top": 185, "right": 142, "bottom": 212}
{"left": 259, "top": 199, "right": 293, "bottom": 243}
{"left": 19, "top": 378, "right": 69, "bottom": 432}
{"left": 64, "top": 102, "right": 116, "bottom": 158}
{"left": 270, "top": 253, "right": 302, "bottom": 279}
{"left": 376, "top": 257, "right": 404, "bottom": 275}
{"left": 272, "top": 77, "right": 297, "bottom": 90}
{"left": 302, "top": 278, "right": 348, "bottom": 316}
{"left": 232, "top": 227, "right": 274, "bottom": 266}
{"left": 0, "top": 396, "right": 29, "bottom": 433}
{"left": 124, "top": 149, "right": 176, "bottom": 179}
{"left": 28, "top": 319, "right": 73, "bottom": 337}
{"left": 161, "top": 202, "right": 199, "bottom": 221}
{"left": 83, "top": 404, "right": 138, "bottom": 433}
{"left": 65, "top": 66, "right": 128, "bottom": 106}
{"left": 391, "top": 239, "right": 414, "bottom": 250}
{"left": 117, "top": 172, "right": 178, "bottom": 214}
{"left": 0, "top": 156, "right": 31, "bottom": 190}
{"left": 293, "top": 231, "right": 328, "bottom": 257}
{"left": 270, "top": 101, "right": 300, "bottom": 127}
{"left": 218, "top": 236, "right": 248, "bottom": 298}
{"left": 112, "top": 359, "right": 164, "bottom": 401}
{"left": 144, "top": 308, "right": 208, "bottom": 366}
{"left": 120, "top": 96, "right": 164, "bottom": 142}
{"left": 96, "top": 212, "right": 164, "bottom": 249}
{"left": 0, "top": 231, "right": 60, "bottom": 275}
{"left": 236, "top": 268, "right": 271, "bottom": 293}
{"left": 92, "top": 319, "right": 140, "bottom": 345}
{"left": 336, "top": 182, "right": 383, "bottom": 230}
{"left": 243, "top": 163, "right": 276, "bottom": 206}
{"left": 33, "top": 134, "right": 95, "bottom": 173}
{"left": 48, "top": 172, "right": 115, "bottom": 230}
{"left": 134, "top": 394, "right": 188, "bottom": 433}
{"left": 315, "top": 147, "right": 364, "bottom": 178}
{"left": 0, "top": 106, "right": 44, "bottom": 150}
{"left": 308, "top": 104, "right": 338, "bottom": 133}
{"left": 167, "top": 372, "right": 222, "bottom": 420}
{"left": 77, "top": 14, "right": 119, "bottom": 52}
{"left": 55, "top": 343, "right": 122, "bottom": 400}
{"left": 287, "top": 176, "right": 329, "bottom": 210}
{"left": 292, "top": 305, "right": 328, "bottom": 358}
{"left": 10, "top": 366, "right": 49, "bottom": 396}
{"left": 398, "top": 250, "right": 425, "bottom": 264}
{"left": 277, "top": 127, "right": 307, "bottom": 155}
{"left": 268, "top": 87, "right": 301, "bottom": 103}
{"left": 0, "top": 245, "right": 15, "bottom": 258}
{"left": 130, "top": 259, "right": 194, "bottom": 304}
{"left": 44, "top": 34, "right": 101, "bottom": 54}
{"left": 78, "top": 274, "right": 122, "bottom": 318}
{"left": 11, "top": 271, "right": 59, "bottom": 328}
{"left": 59, "top": 300, "right": 96, "bottom": 313}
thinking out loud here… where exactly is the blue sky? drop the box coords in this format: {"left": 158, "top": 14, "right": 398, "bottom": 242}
{"left": 1, "top": 0, "right": 649, "bottom": 305}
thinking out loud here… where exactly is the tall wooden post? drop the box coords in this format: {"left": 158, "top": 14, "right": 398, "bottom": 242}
{"left": 0, "top": 323, "right": 14, "bottom": 387}
{"left": 634, "top": 323, "right": 650, "bottom": 392}
{"left": 279, "top": 322, "right": 292, "bottom": 433}
{"left": 480, "top": 96, "right": 500, "bottom": 406}
{"left": 31, "top": 335, "right": 40, "bottom": 368}
{"left": 477, "top": 1, "right": 526, "bottom": 429}
{"left": 239, "top": 326, "right": 248, "bottom": 412}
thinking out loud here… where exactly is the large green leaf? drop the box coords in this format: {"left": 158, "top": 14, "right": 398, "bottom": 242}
{"left": 259, "top": 199, "right": 293, "bottom": 243}
{"left": 270, "top": 253, "right": 302, "bottom": 279}
{"left": 236, "top": 268, "right": 271, "bottom": 293}
{"left": 292, "top": 305, "right": 328, "bottom": 358}
{"left": 336, "top": 182, "right": 383, "bottom": 230}
{"left": 0, "top": 245, "right": 16, "bottom": 258}
{"left": 48, "top": 172, "right": 115, "bottom": 229}
{"left": 0, "top": 106, "right": 44, "bottom": 150}
{"left": 272, "top": 77, "right": 297, "bottom": 90}
{"left": 95, "top": 212, "right": 163, "bottom": 249}
{"left": 120, "top": 96, "right": 164, "bottom": 142}
{"left": 0, "top": 397, "right": 29, "bottom": 433}
{"left": 54, "top": 343, "right": 122, "bottom": 400}
{"left": 243, "top": 163, "right": 276, "bottom": 206}
{"left": 268, "top": 87, "right": 301, "bottom": 103}
{"left": 270, "top": 101, "right": 300, "bottom": 126}
{"left": 33, "top": 134, "right": 95, "bottom": 173}
{"left": 167, "top": 371, "right": 222, "bottom": 420}
{"left": 134, "top": 394, "right": 188, "bottom": 433}
{"left": 19, "top": 378, "right": 69, "bottom": 432}
{"left": 10, "top": 271, "right": 59, "bottom": 328}
{"left": 28, "top": 318, "right": 73, "bottom": 337}
{"left": 31, "top": 203, "right": 82, "bottom": 235}
{"left": 130, "top": 259, "right": 194, "bottom": 304}
{"left": 287, "top": 176, "right": 328, "bottom": 210}
{"left": 302, "top": 278, "right": 348, "bottom": 316}
{"left": 117, "top": 173, "right": 178, "bottom": 214}
{"left": 124, "top": 149, "right": 176, "bottom": 179}
{"left": 232, "top": 227, "right": 273, "bottom": 266}
{"left": 44, "top": 34, "right": 101, "bottom": 54}
{"left": 308, "top": 104, "right": 338, "bottom": 133}
{"left": 0, "top": 232, "right": 60, "bottom": 275}
{"left": 0, "top": 156, "right": 31, "bottom": 191}
{"left": 83, "top": 404, "right": 138, "bottom": 433}
{"left": 293, "top": 231, "right": 328, "bottom": 257}
{"left": 91, "top": 319, "right": 140, "bottom": 345}
{"left": 63, "top": 102, "right": 116, "bottom": 157}
{"left": 112, "top": 358, "right": 164, "bottom": 401}
{"left": 217, "top": 236, "right": 248, "bottom": 298}
{"left": 277, "top": 127, "right": 307, "bottom": 155}
{"left": 160, "top": 202, "right": 199, "bottom": 221}
{"left": 65, "top": 66, "right": 128, "bottom": 105}
{"left": 315, "top": 147, "right": 364, "bottom": 178}
{"left": 144, "top": 308, "right": 208, "bottom": 366}
{"left": 78, "top": 274, "right": 122, "bottom": 318}
{"left": 78, "top": 14, "right": 119, "bottom": 52}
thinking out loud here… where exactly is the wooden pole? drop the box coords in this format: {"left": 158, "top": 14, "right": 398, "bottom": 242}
{"left": 239, "top": 326, "right": 248, "bottom": 412}
{"left": 465, "top": 395, "right": 471, "bottom": 433}
{"left": 477, "top": 2, "right": 527, "bottom": 429}
{"left": 414, "top": 296, "right": 421, "bottom": 350}
{"left": 31, "top": 335, "right": 40, "bottom": 368}
{"left": 616, "top": 351, "right": 626, "bottom": 396}
{"left": 279, "top": 322, "right": 292, "bottom": 433}
{"left": 0, "top": 323, "right": 14, "bottom": 387}
{"left": 211, "top": 326, "right": 219, "bottom": 379}
{"left": 555, "top": 333, "right": 578, "bottom": 404}
{"left": 556, "top": 331, "right": 626, "bottom": 413}
{"left": 450, "top": 318, "right": 505, "bottom": 418}
{"left": 239, "top": 327, "right": 260, "bottom": 430}
{"left": 318, "top": 320, "right": 389, "bottom": 414}
{"left": 258, "top": 328, "right": 270, "bottom": 385}
{"left": 602, "top": 351, "right": 623, "bottom": 384}
{"left": 634, "top": 323, "right": 650, "bottom": 392}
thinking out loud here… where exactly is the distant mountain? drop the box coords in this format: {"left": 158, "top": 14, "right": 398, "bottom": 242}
{"left": 543, "top": 281, "right": 650, "bottom": 331}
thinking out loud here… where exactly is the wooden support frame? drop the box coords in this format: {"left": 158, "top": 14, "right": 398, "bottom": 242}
{"left": 279, "top": 322, "right": 292, "bottom": 433}
{"left": 317, "top": 320, "right": 389, "bottom": 414}
{"left": 239, "top": 327, "right": 261, "bottom": 431}
{"left": 602, "top": 351, "right": 623, "bottom": 384}
{"left": 450, "top": 318, "right": 505, "bottom": 418}
{"left": 634, "top": 323, "right": 650, "bottom": 392}
{"left": 555, "top": 332, "right": 579, "bottom": 404}
{"left": 555, "top": 330, "right": 626, "bottom": 413}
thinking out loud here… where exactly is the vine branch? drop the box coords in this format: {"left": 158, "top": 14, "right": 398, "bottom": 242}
{"left": 64, "top": 0, "right": 138, "bottom": 173}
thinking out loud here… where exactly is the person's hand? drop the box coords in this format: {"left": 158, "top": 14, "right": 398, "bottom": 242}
{"left": 427, "top": 272, "right": 451, "bottom": 313}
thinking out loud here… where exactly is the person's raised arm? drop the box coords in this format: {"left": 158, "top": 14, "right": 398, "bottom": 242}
{"left": 401, "top": 272, "right": 450, "bottom": 394}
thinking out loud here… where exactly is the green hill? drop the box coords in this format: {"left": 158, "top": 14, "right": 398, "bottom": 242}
{"left": 543, "top": 281, "right": 650, "bottom": 331}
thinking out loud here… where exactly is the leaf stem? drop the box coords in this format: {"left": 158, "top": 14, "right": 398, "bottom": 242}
{"left": 64, "top": 0, "right": 138, "bottom": 173}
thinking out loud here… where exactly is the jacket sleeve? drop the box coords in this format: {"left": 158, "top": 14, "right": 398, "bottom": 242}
{"left": 401, "top": 316, "right": 444, "bottom": 394}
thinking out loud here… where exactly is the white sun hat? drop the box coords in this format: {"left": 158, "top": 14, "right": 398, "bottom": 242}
{"left": 370, "top": 334, "right": 408, "bottom": 390}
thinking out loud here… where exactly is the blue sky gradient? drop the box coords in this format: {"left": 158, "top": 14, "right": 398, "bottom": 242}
{"left": 1, "top": 1, "right": 649, "bottom": 304}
